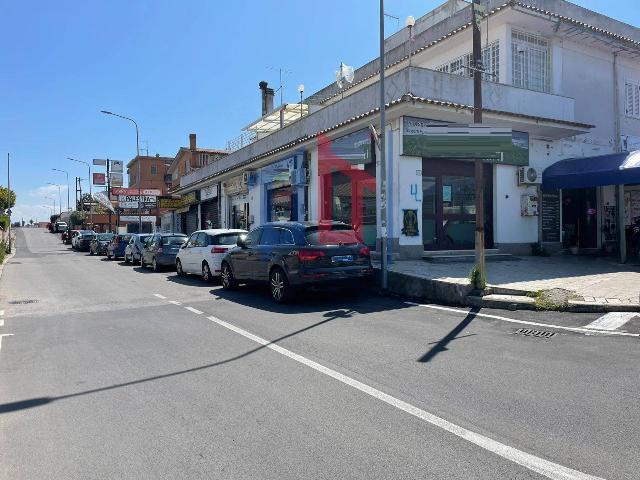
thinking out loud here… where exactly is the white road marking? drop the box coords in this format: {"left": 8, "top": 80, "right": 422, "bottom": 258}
{"left": 206, "top": 314, "right": 603, "bottom": 480}
{"left": 406, "top": 302, "right": 640, "bottom": 337}
{"left": 185, "top": 306, "right": 203, "bottom": 315}
{"left": 168, "top": 300, "right": 182, "bottom": 305}
{"left": 585, "top": 312, "right": 639, "bottom": 331}
{"left": 153, "top": 294, "right": 167, "bottom": 300}
{"left": 0, "top": 333, "right": 14, "bottom": 352}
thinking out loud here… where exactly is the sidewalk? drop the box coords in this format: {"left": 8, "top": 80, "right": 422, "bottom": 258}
{"left": 377, "top": 255, "right": 640, "bottom": 312}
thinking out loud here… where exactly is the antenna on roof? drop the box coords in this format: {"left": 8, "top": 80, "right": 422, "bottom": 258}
{"left": 384, "top": 12, "right": 400, "bottom": 31}
{"left": 266, "top": 66, "right": 292, "bottom": 106}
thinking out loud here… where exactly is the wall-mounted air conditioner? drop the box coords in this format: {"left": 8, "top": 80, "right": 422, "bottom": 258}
{"left": 518, "top": 166, "right": 542, "bottom": 185}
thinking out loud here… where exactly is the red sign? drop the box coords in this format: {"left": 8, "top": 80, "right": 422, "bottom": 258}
{"left": 93, "top": 173, "right": 106, "bottom": 185}
{"left": 111, "top": 187, "right": 162, "bottom": 196}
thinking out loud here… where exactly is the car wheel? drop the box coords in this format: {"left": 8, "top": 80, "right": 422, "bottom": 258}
{"left": 107, "top": 253, "right": 112, "bottom": 260}
{"left": 152, "top": 257, "right": 159, "bottom": 272}
{"left": 202, "top": 262, "right": 212, "bottom": 283}
{"left": 90, "top": 249, "right": 94, "bottom": 256}
{"left": 270, "top": 267, "right": 291, "bottom": 303}
{"left": 176, "top": 259, "right": 185, "bottom": 277}
{"left": 124, "top": 253, "right": 130, "bottom": 264}
{"left": 220, "top": 262, "right": 237, "bottom": 290}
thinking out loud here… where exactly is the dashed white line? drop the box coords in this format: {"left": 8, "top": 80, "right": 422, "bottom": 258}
{"left": 185, "top": 306, "right": 203, "bottom": 315}
{"left": 406, "top": 302, "right": 640, "bottom": 337}
{"left": 585, "top": 312, "right": 639, "bottom": 331}
{"left": 0, "top": 333, "right": 14, "bottom": 352}
{"left": 153, "top": 294, "right": 167, "bottom": 300}
{"left": 206, "top": 314, "right": 602, "bottom": 480}
{"left": 168, "top": 300, "right": 182, "bottom": 305}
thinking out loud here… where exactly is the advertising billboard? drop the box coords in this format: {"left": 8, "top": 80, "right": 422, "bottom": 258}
{"left": 110, "top": 160, "right": 124, "bottom": 173}
{"left": 92, "top": 173, "right": 106, "bottom": 185}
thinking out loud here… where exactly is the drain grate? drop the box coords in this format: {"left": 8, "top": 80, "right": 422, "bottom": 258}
{"left": 9, "top": 299, "right": 39, "bottom": 305}
{"left": 514, "top": 328, "right": 556, "bottom": 339}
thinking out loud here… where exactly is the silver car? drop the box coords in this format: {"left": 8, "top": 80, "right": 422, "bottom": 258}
{"left": 124, "top": 234, "right": 152, "bottom": 264}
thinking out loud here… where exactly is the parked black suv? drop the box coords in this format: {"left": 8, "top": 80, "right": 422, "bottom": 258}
{"left": 220, "top": 221, "right": 373, "bottom": 302}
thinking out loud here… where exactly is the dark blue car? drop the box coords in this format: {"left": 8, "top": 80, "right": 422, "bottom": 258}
{"left": 107, "top": 234, "right": 132, "bottom": 260}
{"left": 220, "top": 221, "right": 373, "bottom": 303}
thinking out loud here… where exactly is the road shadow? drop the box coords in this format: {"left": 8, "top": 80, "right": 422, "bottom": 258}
{"left": 0, "top": 306, "right": 359, "bottom": 415}
{"left": 417, "top": 307, "right": 479, "bottom": 363}
{"left": 166, "top": 274, "right": 216, "bottom": 288}
{"left": 211, "top": 283, "right": 407, "bottom": 316}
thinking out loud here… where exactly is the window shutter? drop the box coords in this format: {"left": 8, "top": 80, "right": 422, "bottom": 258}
{"left": 626, "top": 82, "right": 640, "bottom": 119}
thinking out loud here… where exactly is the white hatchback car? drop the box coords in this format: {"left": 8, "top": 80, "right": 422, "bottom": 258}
{"left": 175, "top": 229, "right": 247, "bottom": 282}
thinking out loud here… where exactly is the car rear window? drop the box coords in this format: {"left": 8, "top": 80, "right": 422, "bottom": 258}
{"left": 118, "top": 235, "right": 131, "bottom": 241}
{"left": 305, "top": 225, "right": 361, "bottom": 246}
{"left": 210, "top": 233, "right": 242, "bottom": 245}
{"left": 97, "top": 234, "right": 113, "bottom": 240}
{"left": 162, "top": 236, "right": 187, "bottom": 246}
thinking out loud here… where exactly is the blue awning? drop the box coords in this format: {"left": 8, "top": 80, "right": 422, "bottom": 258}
{"left": 542, "top": 151, "right": 640, "bottom": 189}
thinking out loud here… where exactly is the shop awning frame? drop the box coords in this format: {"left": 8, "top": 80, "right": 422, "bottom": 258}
{"left": 542, "top": 151, "right": 640, "bottom": 189}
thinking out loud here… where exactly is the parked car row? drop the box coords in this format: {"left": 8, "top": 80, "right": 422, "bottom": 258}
{"left": 57, "top": 221, "right": 373, "bottom": 303}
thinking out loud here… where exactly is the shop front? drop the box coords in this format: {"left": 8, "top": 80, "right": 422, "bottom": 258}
{"left": 402, "top": 117, "right": 529, "bottom": 251}
{"left": 260, "top": 155, "right": 307, "bottom": 223}
{"left": 199, "top": 184, "right": 220, "bottom": 229}
{"left": 176, "top": 191, "right": 199, "bottom": 235}
{"left": 223, "top": 175, "right": 250, "bottom": 230}
{"left": 317, "top": 128, "right": 376, "bottom": 248}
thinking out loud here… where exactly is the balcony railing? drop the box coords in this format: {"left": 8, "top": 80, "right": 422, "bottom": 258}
{"left": 226, "top": 131, "right": 257, "bottom": 153}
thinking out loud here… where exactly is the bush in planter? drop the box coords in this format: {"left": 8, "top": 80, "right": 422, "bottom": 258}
{"left": 530, "top": 242, "right": 550, "bottom": 257}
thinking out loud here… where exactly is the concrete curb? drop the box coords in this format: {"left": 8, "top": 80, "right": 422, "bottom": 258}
{"left": 376, "top": 267, "right": 640, "bottom": 313}
{"left": 0, "top": 248, "right": 16, "bottom": 282}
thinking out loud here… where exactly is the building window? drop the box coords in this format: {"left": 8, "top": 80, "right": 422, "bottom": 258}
{"left": 150, "top": 164, "right": 158, "bottom": 176}
{"left": 435, "top": 41, "right": 499, "bottom": 82}
{"left": 511, "top": 30, "right": 550, "bottom": 93}
{"left": 626, "top": 81, "right": 640, "bottom": 119}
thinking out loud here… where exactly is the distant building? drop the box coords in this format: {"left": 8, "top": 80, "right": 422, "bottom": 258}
{"left": 126, "top": 154, "right": 173, "bottom": 194}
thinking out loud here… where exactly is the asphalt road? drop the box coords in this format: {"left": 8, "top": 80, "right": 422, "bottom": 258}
{"left": 1, "top": 228, "right": 639, "bottom": 479}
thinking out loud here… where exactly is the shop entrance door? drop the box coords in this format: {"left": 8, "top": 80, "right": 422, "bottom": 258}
{"left": 561, "top": 188, "right": 598, "bottom": 249}
{"left": 422, "top": 158, "right": 493, "bottom": 250}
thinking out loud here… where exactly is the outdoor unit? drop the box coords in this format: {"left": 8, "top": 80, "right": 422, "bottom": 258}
{"left": 242, "top": 170, "right": 257, "bottom": 187}
{"left": 518, "top": 166, "right": 542, "bottom": 185}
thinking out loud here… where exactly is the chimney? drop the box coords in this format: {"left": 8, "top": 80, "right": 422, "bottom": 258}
{"left": 259, "top": 81, "right": 275, "bottom": 116}
{"left": 189, "top": 133, "right": 197, "bottom": 151}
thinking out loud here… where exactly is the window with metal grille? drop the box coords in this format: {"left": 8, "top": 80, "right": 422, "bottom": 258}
{"left": 511, "top": 30, "right": 550, "bottom": 93}
{"left": 435, "top": 41, "right": 499, "bottom": 82}
{"left": 150, "top": 164, "right": 158, "bottom": 176}
{"left": 625, "top": 81, "right": 640, "bottom": 119}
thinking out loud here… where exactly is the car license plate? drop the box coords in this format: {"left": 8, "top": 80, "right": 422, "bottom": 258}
{"left": 331, "top": 255, "right": 353, "bottom": 263}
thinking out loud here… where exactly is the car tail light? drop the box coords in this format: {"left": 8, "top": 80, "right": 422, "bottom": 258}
{"left": 298, "top": 250, "right": 325, "bottom": 262}
{"left": 211, "top": 247, "right": 226, "bottom": 254}
{"left": 359, "top": 246, "right": 370, "bottom": 256}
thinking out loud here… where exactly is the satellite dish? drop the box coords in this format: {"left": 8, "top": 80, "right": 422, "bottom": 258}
{"left": 335, "top": 62, "right": 355, "bottom": 89}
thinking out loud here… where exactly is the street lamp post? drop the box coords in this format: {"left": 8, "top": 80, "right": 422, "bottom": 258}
{"left": 297, "top": 84, "right": 305, "bottom": 118}
{"left": 379, "top": 0, "right": 388, "bottom": 291}
{"left": 47, "top": 183, "right": 62, "bottom": 215}
{"left": 100, "top": 110, "right": 141, "bottom": 233}
{"left": 68, "top": 157, "right": 92, "bottom": 228}
{"left": 45, "top": 196, "right": 56, "bottom": 218}
{"left": 52, "top": 168, "right": 70, "bottom": 211}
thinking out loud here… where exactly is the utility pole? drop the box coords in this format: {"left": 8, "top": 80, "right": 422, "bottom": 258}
{"left": 107, "top": 159, "right": 112, "bottom": 232}
{"left": 379, "top": 0, "right": 388, "bottom": 291}
{"left": 472, "top": 0, "right": 485, "bottom": 287}
{"left": 7, "top": 153, "right": 12, "bottom": 253}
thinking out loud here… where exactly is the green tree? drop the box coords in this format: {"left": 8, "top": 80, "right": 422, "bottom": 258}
{"left": 76, "top": 193, "right": 94, "bottom": 212}
{"left": 0, "top": 187, "right": 16, "bottom": 212}
{"left": 69, "top": 210, "right": 85, "bottom": 226}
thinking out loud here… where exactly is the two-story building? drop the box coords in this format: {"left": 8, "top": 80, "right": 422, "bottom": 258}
{"left": 172, "top": 0, "right": 640, "bottom": 259}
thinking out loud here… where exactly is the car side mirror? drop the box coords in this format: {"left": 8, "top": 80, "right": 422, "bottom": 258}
{"left": 237, "top": 235, "right": 247, "bottom": 249}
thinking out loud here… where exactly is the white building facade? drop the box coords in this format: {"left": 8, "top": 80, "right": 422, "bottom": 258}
{"left": 170, "top": 0, "right": 640, "bottom": 259}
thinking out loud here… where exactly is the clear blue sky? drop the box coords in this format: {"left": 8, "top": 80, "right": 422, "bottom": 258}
{"left": 0, "top": 0, "right": 637, "bottom": 222}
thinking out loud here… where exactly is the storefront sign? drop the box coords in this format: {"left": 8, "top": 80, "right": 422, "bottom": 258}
{"left": 93, "top": 173, "right": 106, "bottom": 185}
{"left": 200, "top": 184, "right": 218, "bottom": 201}
{"left": 541, "top": 190, "right": 561, "bottom": 242}
{"left": 401, "top": 117, "right": 529, "bottom": 166}
{"left": 181, "top": 191, "right": 199, "bottom": 206}
{"left": 120, "top": 215, "right": 156, "bottom": 222}
{"left": 93, "top": 159, "right": 107, "bottom": 166}
{"left": 329, "top": 129, "right": 373, "bottom": 167}
{"left": 223, "top": 175, "right": 248, "bottom": 196}
{"left": 111, "top": 187, "right": 162, "bottom": 196}
{"left": 118, "top": 195, "right": 157, "bottom": 203}
{"left": 110, "top": 173, "right": 123, "bottom": 186}
{"left": 110, "top": 160, "right": 124, "bottom": 173}
{"left": 401, "top": 209, "right": 419, "bottom": 236}
{"left": 158, "top": 197, "right": 184, "bottom": 209}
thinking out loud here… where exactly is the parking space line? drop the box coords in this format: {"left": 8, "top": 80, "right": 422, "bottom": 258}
{"left": 406, "top": 302, "right": 640, "bottom": 337}
{"left": 205, "top": 314, "right": 602, "bottom": 480}
{"left": 0, "top": 333, "right": 14, "bottom": 352}
{"left": 153, "top": 294, "right": 167, "bottom": 299}
{"left": 168, "top": 300, "right": 182, "bottom": 305}
{"left": 585, "top": 312, "right": 639, "bottom": 331}
{"left": 185, "top": 306, "right": 203, "bottom": 315}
